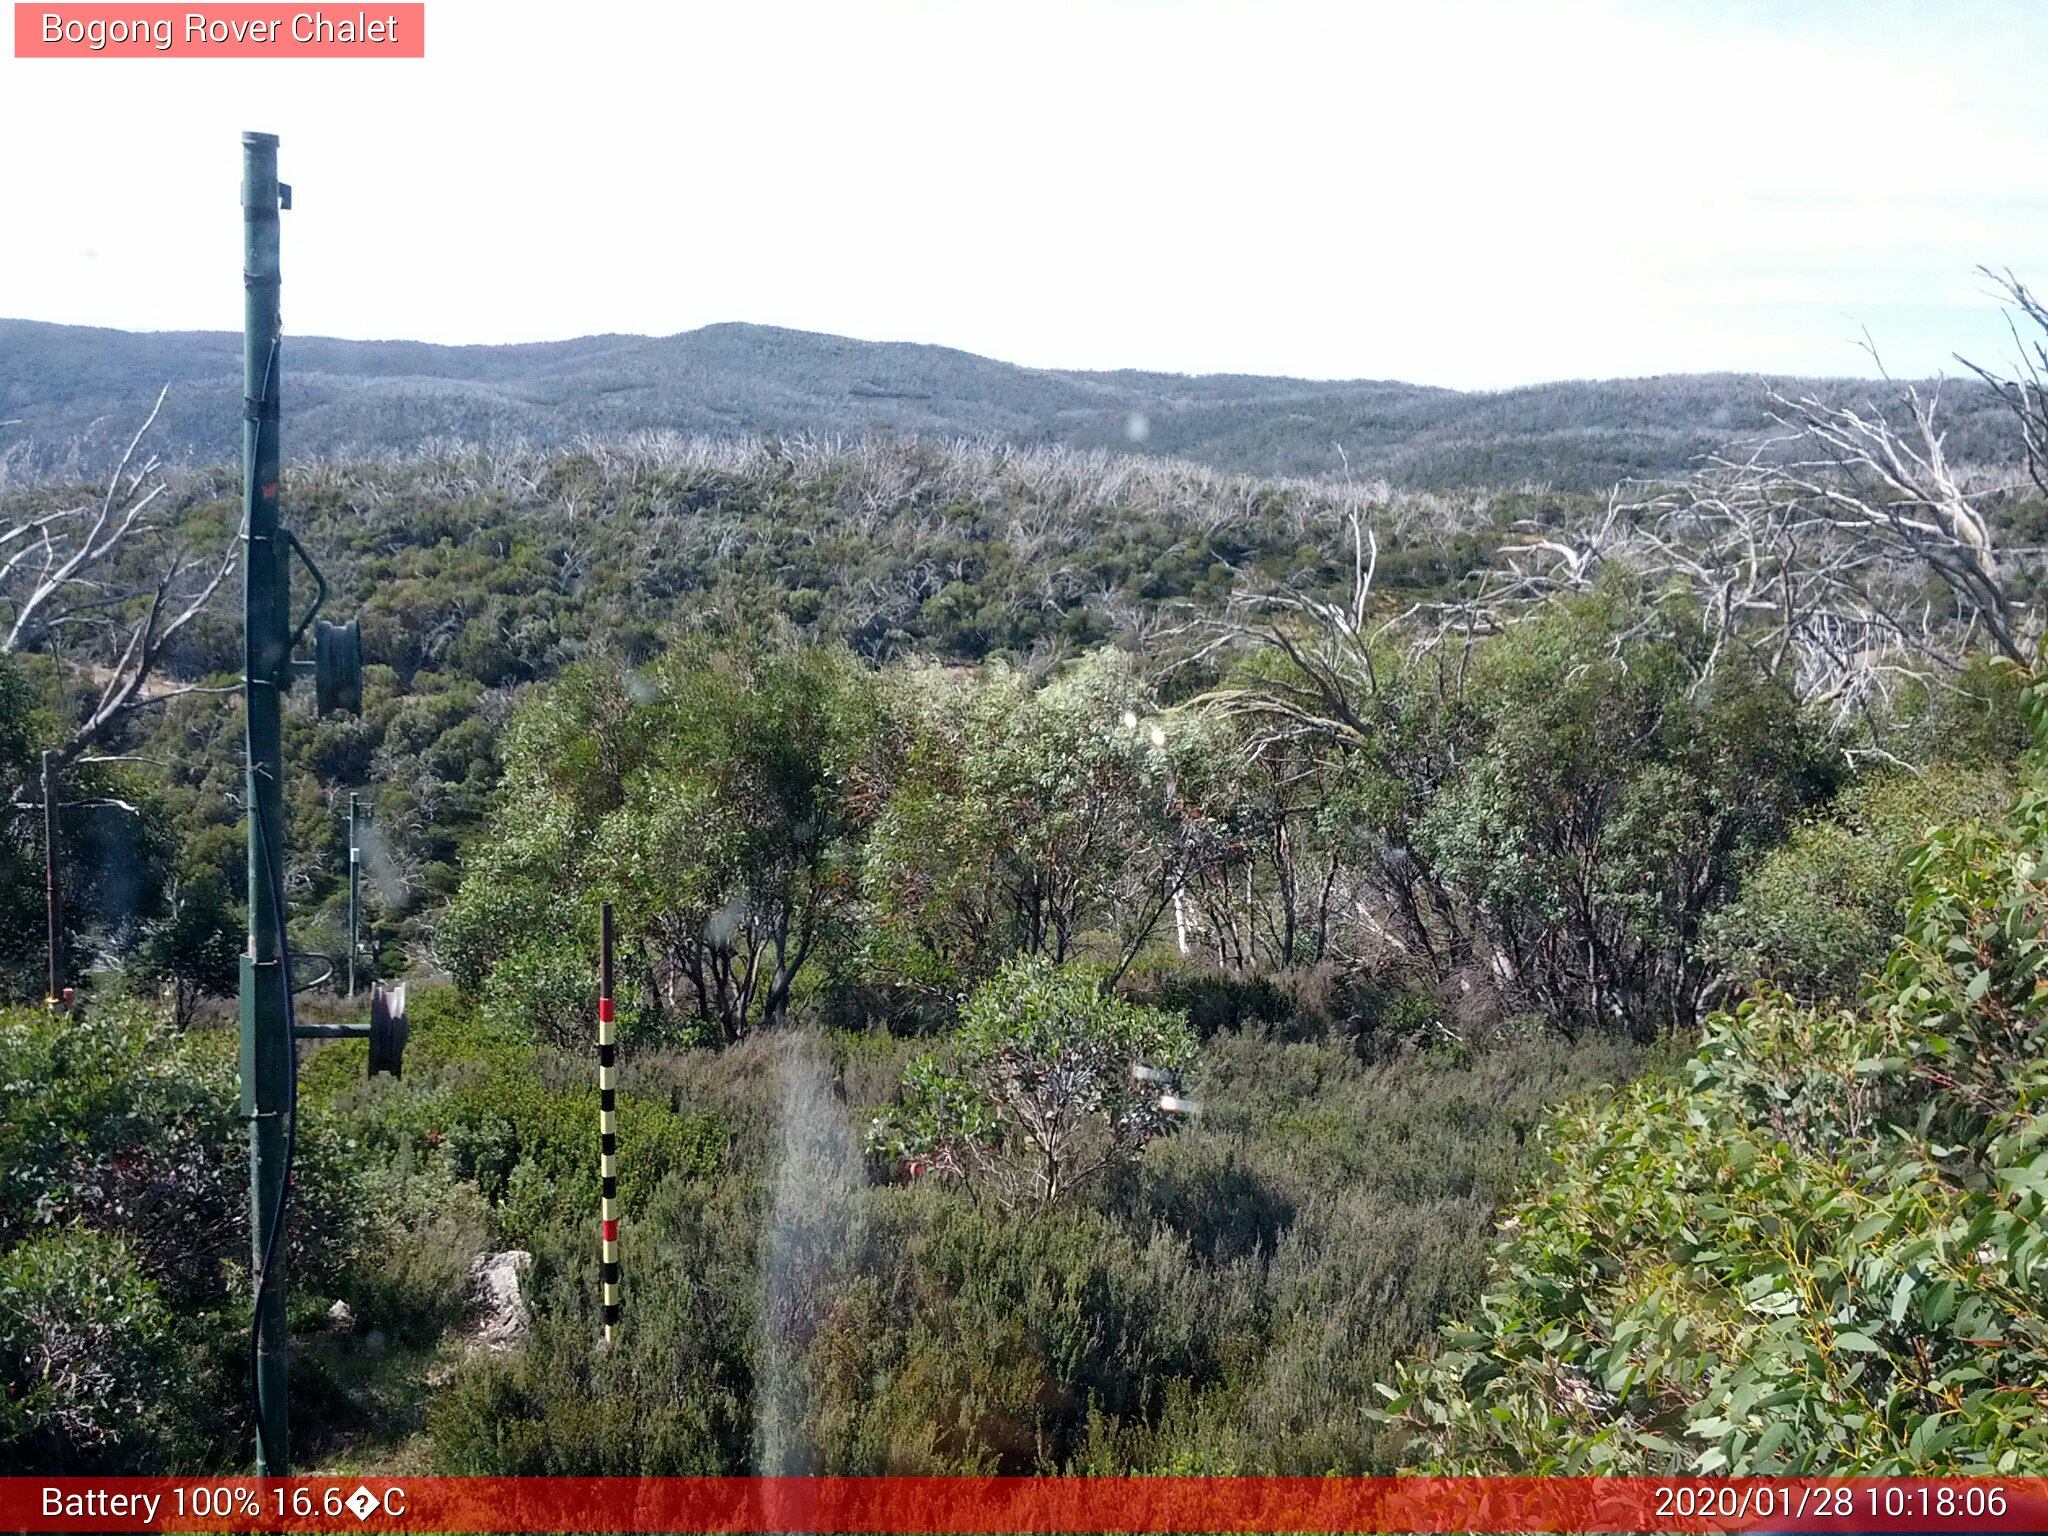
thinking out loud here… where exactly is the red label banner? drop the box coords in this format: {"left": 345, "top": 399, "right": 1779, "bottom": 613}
{"left": 13, "top": 4, "right": 424, "bottom": 57}
{"left": 4, "top": 1477, "right": 2048, "bottom": 1533}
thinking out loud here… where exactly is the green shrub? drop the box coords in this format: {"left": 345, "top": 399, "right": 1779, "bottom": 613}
{"left": 1128, "top": 964, "right": 1293, "bottom": 1040}
{"left": 0, "top": 999, "right": 437, "bottom": 1470}
{"left": 429, "top": 1068, "right": 724, "bottom": 1246}
{"left": 0, "top": 1001, "right": 367, "bottom": 1308}
{"left": 799, "top": 1195, "right": 1225, "bottom": 1473}
{"left": 1702, "top": 765, "right": 2011, "bottom": 1003}
{"left": 480, "top": 943, "right": 596, "bottom": 1050}
{"left": 870, "top": 957, "right": 1197, "bottom": 1207}
{"left": 1379, "top": 770, "right": 2048, "bottom": 1474}
{"left": 431, "top": 1176, "right": 757, "bottom": 1474}
{"left": 307, "top": 982, "right": 726, "bottom": 1248}
{"left": 423, "top": 994, "right": 1644, "bottom": 1476}
{"left": 0, "top": 1230, "right": 184, "bottom": 1472}
{"left": 348, "top": 1153, "right": 493, "bottom": 1344}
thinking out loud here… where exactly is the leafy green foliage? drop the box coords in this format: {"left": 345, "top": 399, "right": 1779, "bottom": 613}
{"left": 302, "top": 986, "right": 727, "bottom": 1251}
{"left": 1379, "top": 763, "right": 2048, "bottom": 1473}
{"left": 131, "top": 869, "right": 241, "bottom": 1030}
{"left": 440, "top": 640, "right": 882, "bottom": 1043}
{"left": 0, "top": 1002, "right": 327, "bottom": 1306}
{"left": 1205, "top": 584, "right": 1839, "bottom": 1036}
{"left": 1702, "top": 765, "right": 2012, "bottom": 1004}
{"left": 863, "top": 654, "right": 1191, "bottom": 996}
{"left": 1405, "top": 590, "right": 1838, "bottom": 1035}
{"left": 871, "top": 957, "right": 1197, "bottom": 1206}
{"left": 0, "top": 1230, "right": 183, "bottom": 1472}
{"left": 0, "top": 1001, "right": 388, "bottom": 1471}
{"left": 7, "top": 406, "right": 2042, "bottom": 1480}
{"left": 0, "top": 654, "right": 178, "bottom": 1003}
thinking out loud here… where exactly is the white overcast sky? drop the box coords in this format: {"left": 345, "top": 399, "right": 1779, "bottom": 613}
{"left": 3, "top": 0, "right": 2045, "bottom": 389}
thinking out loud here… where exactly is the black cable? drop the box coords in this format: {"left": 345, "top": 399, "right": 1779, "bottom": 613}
{"left": 249, "top": 782, "right": 300, "bottom": 1474}
{"left": 246, "top": 320, "right": 297, "bottom": 1476}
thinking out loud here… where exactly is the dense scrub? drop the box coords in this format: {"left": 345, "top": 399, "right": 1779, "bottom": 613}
{"left": 8, "top": 434, "right": 2024, "bottom": 1030}
{"left": 1381, "top": 713, "right": 2048, "bottom": 1472}
{"left": 0, "top": 1002, "right": 393, "bottom": 1470}
{"left": 413, "top": 995, "right": 1647, "bottom": 1475}
{"left": 437, "top": 592, "right": 1887, "bottom": 1054}
{"left": 15, "top": 439, "right": 1527, "bottom": 1012}
{"left": 4, "top": 404, "right": 2043, "bottom": 1475}
{"left": 0, "top": 976, "right": 1648, "bottom": 1473}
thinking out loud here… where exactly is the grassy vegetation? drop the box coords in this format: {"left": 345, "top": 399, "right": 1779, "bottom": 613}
{"left": 0, "top": 973, "right": 1656, "bottom": 1474}
{"left": 347, "top": 985, "right": 1659, "bottom": 1475}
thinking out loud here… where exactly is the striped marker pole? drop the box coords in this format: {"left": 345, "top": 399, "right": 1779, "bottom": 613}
{"left": 597, "top": 901, "right": 620, "bottom": 1345}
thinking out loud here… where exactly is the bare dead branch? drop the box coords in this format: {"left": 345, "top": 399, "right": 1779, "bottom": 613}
{"left": 0, "top": 388, "right": 240, "bottom": 772}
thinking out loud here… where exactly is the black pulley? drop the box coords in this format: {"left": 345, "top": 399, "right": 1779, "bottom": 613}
{"left": 368, "top": 981, "right": 407, "bottom": 1078}
{"left": 315, "top": 617, "right": 362, "bottom": 716}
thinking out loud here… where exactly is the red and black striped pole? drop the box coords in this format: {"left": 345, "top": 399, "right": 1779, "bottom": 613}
{"left": 597, "top": 901, "right": 619, "bottom": 1345}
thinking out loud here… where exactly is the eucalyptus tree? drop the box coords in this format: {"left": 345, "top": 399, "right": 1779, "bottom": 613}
{"left": 439, "top": 637, "right": 885, "bottom": 1044}
{"left": 868, "top": 954, "right": 1197, "bottom": 1208}
{"left": 861, "top": 651, "right": 1201, "bottom": 999}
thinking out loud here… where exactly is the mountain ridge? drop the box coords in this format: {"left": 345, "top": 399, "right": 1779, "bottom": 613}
{"left": 0, "top": 316, "right": 2007, "bottom": 492}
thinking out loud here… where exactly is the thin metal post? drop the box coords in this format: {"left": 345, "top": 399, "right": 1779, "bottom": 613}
{"left": 41, "top": 750, "right": 60, "bottom": 1007}
{"left": 239, "top": 128, "right": 291, "bottom": 1477}
{"left": 598, "top": 902, "right": 619, "bottom": 1344}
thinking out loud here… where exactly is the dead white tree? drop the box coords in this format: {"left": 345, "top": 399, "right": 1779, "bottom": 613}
{"left": 1171, "top": 270, "right": 2048, "bottom": 1026}
{"left": 1191, "top": 508, "right": 1426, "bottom": 748}
{"left": 1962, "top": 267, "right": 2048, "bottom": 505}
{"left": 0, "top": 388, "right": 238, "bottom": 770}
{"left": 1445, "top": 276, "right": 2048, "bottom": 731}
{"left": 1178, "top": 508, "right": 1481, "bottom": 981}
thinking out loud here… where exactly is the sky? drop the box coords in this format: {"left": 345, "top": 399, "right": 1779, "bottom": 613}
{"left": 3, "top": 0, "right": 2045, "bottom": 389}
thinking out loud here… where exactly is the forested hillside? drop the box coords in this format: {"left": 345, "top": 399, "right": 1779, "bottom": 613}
{"left": 5, "top": 278, "right": 2048, "bottom": 1477}
{"left": 1, "top": 316, "right": 2023, "bottom": 492}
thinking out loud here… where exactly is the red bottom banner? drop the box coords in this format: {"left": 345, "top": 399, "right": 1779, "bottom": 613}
{"left": 6, "top": 1476, "right": 2048, "bottom": 1533}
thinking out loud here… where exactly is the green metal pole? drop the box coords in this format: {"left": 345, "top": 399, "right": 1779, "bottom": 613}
{"left": 347, "top": 792, "right": 360, "bottom": 998}
{"left": 239, "top": 128, "right": 291, "bottom": 1477}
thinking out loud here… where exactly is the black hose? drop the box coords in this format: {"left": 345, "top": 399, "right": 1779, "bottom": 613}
{"left": 244, "top": 324, "right": 298, "bottom": 1477}
{"left": 249, "top": 783, "right": 299, "bottom": 1474}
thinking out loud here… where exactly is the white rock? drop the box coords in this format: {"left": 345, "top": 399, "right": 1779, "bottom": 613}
{"left": 327, "top": 1299, "right": 355, "bottom": 1333}
{"left": 468, "top": 1250, "right": 533, "bottom": 1352}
